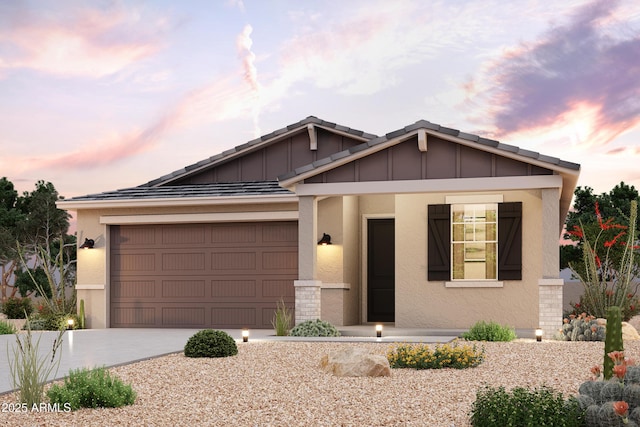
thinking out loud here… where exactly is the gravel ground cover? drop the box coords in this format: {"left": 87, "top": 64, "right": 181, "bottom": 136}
{"left": 2, "top": 339, "right": 637, "bottom": 426}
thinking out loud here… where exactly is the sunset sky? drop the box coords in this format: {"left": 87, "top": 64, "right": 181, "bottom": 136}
{"left": 1, "top": 0, "right": 639, "bottom": 200}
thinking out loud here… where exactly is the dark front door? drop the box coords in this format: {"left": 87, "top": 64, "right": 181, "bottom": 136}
{"left": 367, "top": 218, "right": 395, "bottom": 322}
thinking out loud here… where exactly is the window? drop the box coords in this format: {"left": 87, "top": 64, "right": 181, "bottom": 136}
{"left": 451, "top": 204, "right": 497, "bottom": 280}
{"left": 428, "top": 202, "right": 522, "bottom": 282}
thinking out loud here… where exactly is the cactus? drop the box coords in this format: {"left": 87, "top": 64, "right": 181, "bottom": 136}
{"left": 627, "top": 366, "right": 640, "bottom": 385}
{"left": 79, "top": 299, "right": 85, "bottom": 329}
{"left": 624, "top": 384, "right": 640, "bottom": 411}
{"left": 560, "top": 314, "right": 605, "bottom": 341}
{"left": 601, "top": 380, "right": 623, "bottom": 402}
{"left": 604, "top": 306, "right": 624, "bottom": 380}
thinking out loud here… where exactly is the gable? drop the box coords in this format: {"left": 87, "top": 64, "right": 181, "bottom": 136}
{"left": 172, "top": 127, "right": 366, "bottom": 185}
{"left": 303, "top": 134, "right": 553, "bottom": 184}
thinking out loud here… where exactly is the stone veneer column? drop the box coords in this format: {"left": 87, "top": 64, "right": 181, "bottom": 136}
{"left": 538, "top": 188, "right": 564, "bottom": 339}
{"left": 294, "top": 280, "right": 322, "bottom": 324}
{"left": 539, "top": 278, "right": 564, "bottom": 339}
{"left": 294, "top": 196, "right": 321, "bottom": 324}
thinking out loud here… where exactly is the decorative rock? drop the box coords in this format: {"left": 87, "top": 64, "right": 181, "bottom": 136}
{"left": 623, "top": 323, "right": 640, "bottom": 341}
{"left": 320, "top": 347, "right": 391, "bottom": 377}
{"left": 595, "top": 318, "right": 640, "bottom": 341}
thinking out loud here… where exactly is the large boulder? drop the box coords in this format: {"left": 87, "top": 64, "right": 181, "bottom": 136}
{"left": 595, "top": 318, "right": 640, "bottom": 341}
{"left": 320, "top": 347, "right": 391, "bottom": 377}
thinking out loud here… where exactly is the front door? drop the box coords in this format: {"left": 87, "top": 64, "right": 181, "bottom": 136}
{"left": 367, "top": 218, "right": 395, "bottom": 322}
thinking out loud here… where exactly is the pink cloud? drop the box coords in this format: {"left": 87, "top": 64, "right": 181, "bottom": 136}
{"left": 466, "top": 0, "right": 640, "bottom": 147}
{"left": 236, "top": 24, "right": 261, "bottom": 137}
{"left": 0, "top": 2, "right": 168, "bottom": 78}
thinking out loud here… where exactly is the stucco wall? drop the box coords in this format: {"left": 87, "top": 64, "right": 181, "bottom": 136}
{"left": 318, "top": 196, "right": 361, "bottom": 326}
{"left": 394, "top": 190, "right": 543, "bottom": 329}
{"left": 75, "top": 209, "right": 109, "bottom": 328}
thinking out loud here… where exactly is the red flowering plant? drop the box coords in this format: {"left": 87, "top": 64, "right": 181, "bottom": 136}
{"left": 567, "top": 200, "right": 640, "bottom": 320}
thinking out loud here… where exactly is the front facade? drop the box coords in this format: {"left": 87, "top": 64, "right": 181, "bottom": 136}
{"left": 59, "top": 116, "right": 580, "bottom": 337}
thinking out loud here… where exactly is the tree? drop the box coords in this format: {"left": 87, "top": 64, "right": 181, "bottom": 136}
{"left": 0, "top": 178, "right": 72, "bottom": 302}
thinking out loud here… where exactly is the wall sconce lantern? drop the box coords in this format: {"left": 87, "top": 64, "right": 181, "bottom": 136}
{"left": 317, "top": 233, "right": 332, "bottom": 245}
{"left": 535, "top": 327, "right": 543, "bottom": 342}
{"left": 242, "top": 329, "right": 249, "bottom": 343}
{"left": 375, "top": 324, "right": 383, "bottom": 338}
{"left": 79, "top": 238, "right": 95, "bottom": 249}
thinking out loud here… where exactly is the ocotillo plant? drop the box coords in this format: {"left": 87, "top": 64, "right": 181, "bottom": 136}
{"left": 603, "top": 305, "right": 624, "bottom": 380}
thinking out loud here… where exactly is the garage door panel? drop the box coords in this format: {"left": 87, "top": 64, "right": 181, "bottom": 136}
{"left": 162, "top": 225, "right": 206, "bottom": 245}
{"left": 111, "top": 222, "right": 297, "bottom": 328}
{"left": 112, "top": 280, "right": 156, "bottom": 298}
{"left": 112, "top": 253, "right": 156, "bottom": 272}
{"left": 162, "top": 280, "right": 206, "bottom": 298}
{"left": 112, "top": 306, "right": 156, "bottom": 327}
{"left": 211, "top": 307, "right": 256, "bottom": 327}
{"left": 211, "top": 280, "right": 256, "bottom": 298}
{"left": 162, "top": 307, "right": 206, "bottom": 326}
{"left": 162, "top": 252, "right": 206, "bottom": 271}
{"left": 211, "top": 252, "right": 256, "bottom": 270}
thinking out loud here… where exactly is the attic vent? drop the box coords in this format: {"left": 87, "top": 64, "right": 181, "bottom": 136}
{"left": 308, "top": 124, "right": 317, "bottom": 151}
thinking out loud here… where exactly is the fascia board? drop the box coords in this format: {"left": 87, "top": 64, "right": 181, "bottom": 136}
{"left": 56, "top": 194, "right": 298, "bottom": 210}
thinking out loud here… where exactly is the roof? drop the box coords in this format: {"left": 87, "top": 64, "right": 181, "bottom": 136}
{"left": 278, "top": 119, "right": 580, "bottom": 183}
{"left": 63, "top": 181, "right": 292, "bottom": 202}
{"left": 143, "top": 115, "right": 377, "bottom": 188}
{"left": 59, "top": 116, "right": 581, "bottom": 208}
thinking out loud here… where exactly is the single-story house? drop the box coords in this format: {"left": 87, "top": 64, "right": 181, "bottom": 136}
{"left": 58, "top": 116, "right": 580, "bottom": 337}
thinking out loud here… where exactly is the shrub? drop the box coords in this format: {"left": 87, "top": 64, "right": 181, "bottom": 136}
{"left": 184, "top": 329, "right": 238, "bottom": 358}
{"left": 41, "top": 313, "right": 80, "bottom": 331}
{"left": 0, "top": 319, "right": 17, "bottom": 334}
{"left": 469, "top": 385, "right": 584, "bottom": 427}
{"left": 1, "top": 297, "right": 33, "bottom": 319}
{"left": 461, "top": 320, "right": 517, "bottom": 342}
{"left": 387, "top": 340, "right": 485, "bottom": 370}
{"left": 47, "top": 366, "right": 136, "bottom": 410}
{"left": 289, "top": 319, "right": 340, "bottom": 337}
{"left": 558, "top": 313, "right": 605, "bottom": 341}
{"left": 9, "top": 319, "right": 65, "bottom": 407}
{"left": 271, "top": 298, "right": 292, "bottom": 336}
{"left": 22, "top": 318, "right": 48, "bottom": 331}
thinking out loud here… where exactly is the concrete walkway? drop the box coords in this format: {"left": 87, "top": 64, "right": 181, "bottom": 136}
{"left": 0, "top": 326, "right": 464, "bottom": 395}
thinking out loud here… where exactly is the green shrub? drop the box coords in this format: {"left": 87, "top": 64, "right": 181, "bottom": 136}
{"left": 387, "top": 340, "right": 485, "bottom": 369}
{"left": 462, "top": 320, "right": 517, "bottom": 342}
{"left": 1, "top": 297, "right": 33, "bottom": 319}
{"left": 23, "top": 317, "right": 48, "bottom": 331}
{"left": 469, "top": 385, "right": 584, "bottom": 427}
{"left": 29, "top": 312, "right": 81, "bottom": 331}
{"left": 184, "top": 329, "right": 238, "bottom": 358}
{"left": 289, "top": 319, "right": 340, "bottom": 337}
{"left": 0, "top": 319, "right": 17, "bottom": 334}
{"left": 271, "top": 298, "right": 292, "bottom": 336}
{"left": 558, "top": 313, "right": 605, "bottom": 341}
{"left": 47, "top": 366, "right": 136, "bottom": 410}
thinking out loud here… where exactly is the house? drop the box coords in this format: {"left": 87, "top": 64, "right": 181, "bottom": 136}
{"left": 58, "top": 116, "right": 580, "bottom": 337}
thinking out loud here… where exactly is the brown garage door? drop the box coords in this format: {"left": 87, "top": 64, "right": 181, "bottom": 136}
{"left": 110, "top": 222, "right": 297, "bottom": 328}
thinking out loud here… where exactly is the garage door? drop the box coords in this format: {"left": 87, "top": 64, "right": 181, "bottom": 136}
{"left": 110, "top": 222, "right": 297, "bottom": 328}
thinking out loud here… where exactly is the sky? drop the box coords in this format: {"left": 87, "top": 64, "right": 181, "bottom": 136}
{"left": 1, "top": 0, "right": 640, "bottom": 201}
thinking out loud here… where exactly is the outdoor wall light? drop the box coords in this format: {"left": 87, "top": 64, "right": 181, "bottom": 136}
{"left": 317, "top": 233, "right": 332, "bottom": 245}
{"left": 376, "top": 324, "right": 383, "bottom": 338}
{"left": 535, "top": 327, "right": 543, "bottom": 342}
{"left": 242, "top": 329, "right": 249, "bottom": 343}
{"left": 79, "top": 238, "right": 95, "bottom": 249}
